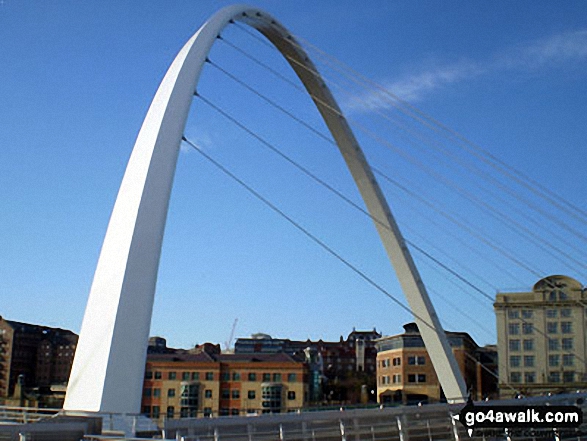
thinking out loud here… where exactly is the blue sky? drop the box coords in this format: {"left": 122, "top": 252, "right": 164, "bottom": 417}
{"left": 1, "top": 1, "right": 586, "bottom": 349}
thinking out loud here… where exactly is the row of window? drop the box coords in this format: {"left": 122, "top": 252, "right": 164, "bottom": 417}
{"left": 508, "top": 322, "right": 573, "bottom": 336}
{"left": 144, "top": 388, "right": 297, "bottom": 401}
{"left": 509, "top": 354, "right": 574, "bottom": 368}
{"left": 143, "top": 405, "right": 213, "bottom": 419}
{"left": 379, "top": 356, "right": 425, "bottom": 368}
{"left": 379, "top": 374, "right": 426, "bottom": 384}
{"left": 510, "top": 371, "right": 576, "bottom": 384}
{"left": 509, "top": 338, "right": 574, "bottom": 352}
{"left": 145, "top": 371, "right": 298, "bottom": 382}
{"left": 145, "top": 388, "right": 213, "bottom": 398}
{"left": 507, "top": 308, "right": 573, "bottom": 320}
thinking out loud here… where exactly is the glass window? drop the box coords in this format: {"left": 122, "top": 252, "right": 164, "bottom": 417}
{"left": 191, "top": 372, "right": 199, "bottom": 381}
{"left": 142, "top": 406, "right": 151, "bottom": 416}
{"left": 248, "top": 373, "right": 257, "bottom": 381}
{"left": 524, "top": 372, "right": 535, "bottom": 383}
{"left": 522, "top": 310, "right": 533, "bottom": 319}
{"left": 204, "top": 407, "right": 212, "bottom": 417}
{"left": 548, "top": 339, "right": 560, "bottom": 351}
{"left": 563, "top": 372, "right": 575, "bottom": 383}
{"left": 168, "top": 372, "right": 176, "bottom": 380}
{"left": 393, "top": 374, "right": 401, "bottom": 383}
{"left": 510, "top": 355, "right": 521, "bottom": 367}
{"left": 232, "top": 389, "right": 240, "bottom": 399}
{"left": 288, "top": 373, "right": 296, "bottom": 382}
{"left": 263, "top": 373, "right": 271, "bottom": 382}
{"left": 153, "top": 388, "right": 161, "bottom": 397}
{"left": 547, "top": 322, "right": 558, "bottom": 334}
{"left": 154, "top": 371, "right": 162, "bottom": 380}
{"left": 524, "top": 356, "right": 534, "bottom": 367}
{"left": 143, "top": 388, "right": 152, "bottom": 397}
{"left": 549, "top": 372, "right": 560, "bottom": 383}
{"left": 167, "top": 406, "right": 174, "bottom": 419}
{"left": 561, "top": 322, "right": 572, "bottom": 334}
{"left": 563, "top": 354, "right": 574, "bottom": 366}
{"left": 287, "top": 391, "right": 296, "bottom": 400}
{"left": 393, "top": 357, "right": 401, "bottom": 366}
{"left": 408, "top": 374, "right": 416, "bottom": 383}
{"left": 205, "top": 372, "right": 214, "bottom": 381}
{"left": 511, "top": 372, "right": 521, "bottom": 383}
{"left": 508, "top": 323, "right": 520, "bottom": 335}
{"left": 548, "top": 355, "right": 560, "bottom": 367}
{"left": 523, "top": 339, "right": 534, "bottom": 351}
{"left": 509, "top": 339, "right": 520, "bottom": 351}
{"left": 205, "top": 389, "right": 212, "bottom": 398}
{"left": 152, "top": 406, "right": 160, "bottom": 419}
{"left": 221, "top": 372, "right": 230, "bottom": 381}
{"left": 561, "top": 308, "right": 572, "bottom": 318}
{"left": 231, "top": 408, "right": 239, "bottom": 416}
{"left": 248, "top": 390, "right": 255, "bottom": 399}
{"left": 168, "top": 388, "right": 175, "bottom": 397}
{"left": 145, "top": 371, "right": 153, "bottom": 379}
{"left": 508, "top": 310, "right": 519, "bottom": 319}
{"left": 562, "top": 338, "right": 574, "bottom": 350}
{"left": 232, "top": 372, "right": 241, "bottom": 381}
{"left": 522, "top": 323, "right": 533, "bottom": 335}
{"left": 417, "top": 374, "right": 426, "bottom": 383}
{"left": 273, "top": 373, "right": 282, "bottom": 382}
{"left": 546, "top": 309, "right": 557, "bottom": 318}
{"left": 182, "top": 372, "right": 190, "bottom": 381}
{"left": 221, "top": 389, "right": 229, "bottom": 399}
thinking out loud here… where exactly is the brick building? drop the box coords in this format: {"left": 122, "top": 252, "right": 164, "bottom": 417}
{"left": 375, "top": 323, "right": 497, "bottom": 405}
{"left": 0, "top": 316, "right": 77, "bottom": 404}
{"left": 141, "top": 350, "right": 308, "bottom": 422}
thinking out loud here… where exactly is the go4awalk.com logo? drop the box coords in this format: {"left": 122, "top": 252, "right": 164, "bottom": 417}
{"left": 454, "top": 398, "right": 583, "bottom": 437}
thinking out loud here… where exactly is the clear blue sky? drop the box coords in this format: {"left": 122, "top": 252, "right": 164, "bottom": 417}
{"left": 1, "top": 1, "right": 586, "bottom": 349}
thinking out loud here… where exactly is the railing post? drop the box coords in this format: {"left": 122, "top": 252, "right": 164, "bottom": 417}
{"left": 450, "top": 412, "right": 460, "bottom": 441}
{"left": 340, "top": 419, "right": 347, "bottom": 441}
{"left": 396, "top": 416, "right": 407, "bottom": 441}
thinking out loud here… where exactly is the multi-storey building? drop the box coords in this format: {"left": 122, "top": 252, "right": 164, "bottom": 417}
{"left": 494, "top": 275, "right": 587, "bottom": 398}
{"left": 141, "top": 350, "right": 308, "bottom": 422}
{"left": 0, "top": 315, "right": 78, "bottom": 402}
{"left": 375, "top": 323, "right": 496, "bottom": 405}
{"left": 235, "top": 328, "right": 381, "bottom": 403}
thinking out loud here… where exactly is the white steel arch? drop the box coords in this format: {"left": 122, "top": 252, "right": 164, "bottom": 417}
{"left": 64, "top": 5, "right": 466, "bottom": 414}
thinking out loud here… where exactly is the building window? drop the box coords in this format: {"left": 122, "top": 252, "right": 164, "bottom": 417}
{"left": 153, "top": 388, "right": 161, "bottom": 397}
{"left": 145, "top": 371, "right": 153, "bottom": 379}
{"left": 522, "top": 323, "right": 533, "bottom": 335}
{"left": 231, "top": 408, "right": 239, "bottom": 416}
{"left": 523, "top": 356, "right": 534, "bottom": 367}
{"left": 522, "top": 310, "right": 533, "bottom": 319}
{"left": 287, "top": 391, "right": 296, "bottom": 400}
{"left": 510, "top": 356, "right": 521, "bottom": 368}
{"left": 562, "top": 338, "right": 574, "bottom": 350}
{"left": 547, "top": 322, "right": 558, "bottom": 334}
{"left": 393, "top": 357, "right": 401, "bottom": 366}
{"left": 142, "top": 406, "right": 151, "bottom": 416}
{"left": 510, "top": 372, "right": 521, "bottom": 383}
{"left": 182, "top": 372, "right": 190, "bottom": 381}
{"left": 154, "top": 371, "right": 162, "bottom": 380}
{"left": 563, "top": 372, "right": 575, "bottom": 383}
{"left": 232, "top": 372, "right": 241, "bottom": 381}
{"left": 524, "top": 372, "right": 535, "bottom": 383}
{"left": 549, "top": 372, "right": 561, "bottom": 383}
{"left": 508, "top": 310, "right": 519, "bottom": 319}
{"left": 563, "top": 354, "right": 574, "bottom": 366}
{"left": 168, "top": 372, "right": 176, "bottom": 380}
{"left": 231, "top": 389, "right": 240, "bottom": 399}
{"left": 546, "top": 309, "right": 557, "bottom": 318}
{"left": 561, "top": 322, "right": 572, "bottom": 334}
{"left": 263, "top": 373, "right": 271, "bottom": 382}
{"left": 288, "top": 373, "right": 296, "bottom": 382}
{"left": 561, "top": 308, "right": 572, "bottom": 318}
{"left": 205, "top": 389, "right": 212, "bottom": 398}
{"left": 273, "top": 373, "right": 282, "bottom": 382}
{"left": 167, "top": 406, "right": 174, "bottom": 419}
{"left": 143, "top": 388, "right": 152, "bottom": 397}
{"left": 509, "top": 339, "right": 520, "bottom": 351}
{"left": 221, "top": 372, "right": 230, "bottom": 381}
{"left": 248, "top": 373, "right": 257, "bottom": 381}
{"left": 204, "top": 407, "right": 212, "bottom": 417}
{"left": 205, "top": 372, "right": 214, "bottom": 381}
{"left": 523, "top": 339, "right": 534, "bottom": 351}
{"left": 393, "top": 374, "right": 401, "bottom": 384}
{"left": 407, "top": 374, "right": 426, "bottom": 383}
{"left": 192, "top": 372, "right": 200, "bottom": 381}
{"left": 548, "top": 355, "right": 560, "bottom": 367}
{"left": 548, "top": 339, "right": 559, "bottom": 351}
{"left": 152, "top": 406, "right": 160, "bottom": 419}
{"left": 168, "top": 388, "right": 176, "bottom": 397}
{"left": 408, "top": 356, "right": 425, "bottom": 365}
{"left": 221, "top": 389, "right": 230, "bottom": 399}
{"left": 248, "top": 390, "right": 256, "bottom": 399}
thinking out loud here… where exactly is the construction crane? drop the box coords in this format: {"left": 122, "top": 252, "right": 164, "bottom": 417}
{"left": 224, "top": 318, "right": 238, "bottom": 353}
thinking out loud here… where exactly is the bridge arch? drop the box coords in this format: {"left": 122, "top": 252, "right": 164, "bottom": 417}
{"left": 64, "top": 5, "right": 466, "bottom": 414}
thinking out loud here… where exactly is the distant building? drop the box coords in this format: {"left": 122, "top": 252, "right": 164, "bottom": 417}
{"left": 141, "top": 350, "right": 307, "bottom": 422}
{"left": 375, "top": 323, "right": 496, "bottom": 405}
{"left": 234, "top": 328, "right": 381, "bottom": 403}
{"left": 494, "top": 275, "right": 587, "bottom": 398}
{"left": 0, "top": 316, "right": 78, "bottom": 405}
